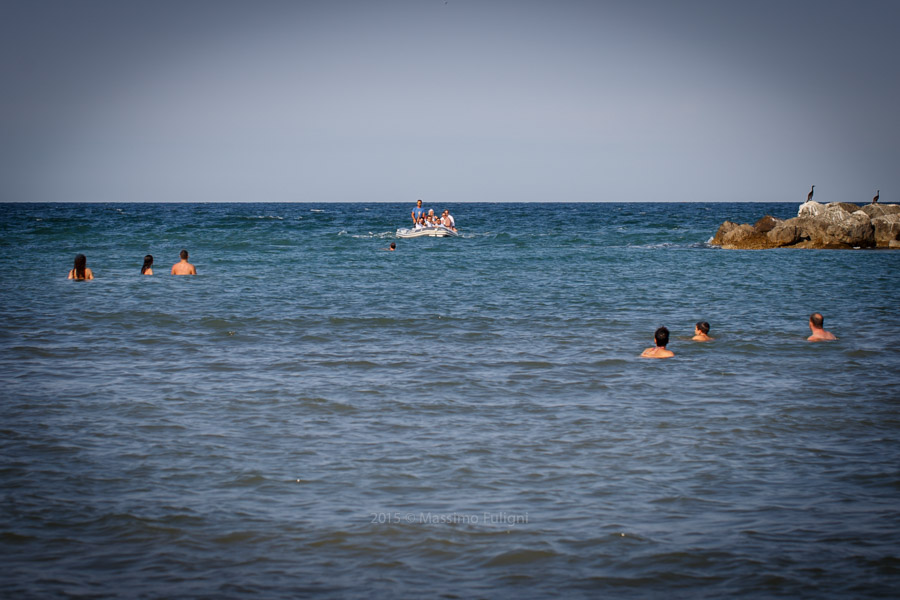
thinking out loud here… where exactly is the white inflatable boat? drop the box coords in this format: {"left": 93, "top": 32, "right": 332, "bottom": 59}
{"left": 396, "top": 226, "right": 458, "bottom": 239}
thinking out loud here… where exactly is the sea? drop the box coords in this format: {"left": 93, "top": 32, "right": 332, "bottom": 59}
{"left": 1, "top": 202, "right": 898, "bottom": 599}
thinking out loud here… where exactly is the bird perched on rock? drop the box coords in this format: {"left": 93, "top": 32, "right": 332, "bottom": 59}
{"left": 807, "top": 185, "right": 815, "bottom": 202}
{"left": 872, "top": 190, "right": 880, "bottom": 204}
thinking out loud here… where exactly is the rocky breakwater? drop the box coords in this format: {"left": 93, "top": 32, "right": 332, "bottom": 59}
{"left": 712, "top": 201, "right": 900, "bottom": 249}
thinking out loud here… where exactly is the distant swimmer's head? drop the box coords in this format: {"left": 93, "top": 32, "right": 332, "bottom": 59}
{"left": 390, "top": 242, "right": 396, "bottom": 250}
{"left": 810, "top": 313, "right": 824, "bottom": 328}
{"left": 696, "top": 321, "right": 710, "bottom": 335}
{"left": 72, "top": 253, "right": 87, "bottom": 279}
{"left": 180, "top": 249, "right": 189, "bottom": 260}
{"left": 654, "top": 326, "right": 670, "bottom": 348}
{"left": 141, "top": 254, "right": 153, "bottom": 274}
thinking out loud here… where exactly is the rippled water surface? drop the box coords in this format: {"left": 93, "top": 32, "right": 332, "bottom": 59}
{"left": 1, "top": 202, "right": 899, "bottom": 598}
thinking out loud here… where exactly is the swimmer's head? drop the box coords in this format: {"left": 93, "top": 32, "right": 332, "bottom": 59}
{"left": 654, "top": 326, "right": 670, "bottom": 347}
{"left": 810, "top": 313, "right": 824, "bottom": 328}
{"left": 142, "top": 254, "right": 153, "bottom": 274}
{"left": 180, "top": 249, "right": 188, "bottom": 260}
{"left": 696, "top": 321, "right": 710, "bottom": 335}
{"left": 72, "top": 253, "right": 87, "bottom": 279}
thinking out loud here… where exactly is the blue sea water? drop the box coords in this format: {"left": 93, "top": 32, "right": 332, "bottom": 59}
{"left": 1, "top": 202, "right": 899, "bottom": 599}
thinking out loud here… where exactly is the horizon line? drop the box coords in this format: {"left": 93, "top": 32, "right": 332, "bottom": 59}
{"left": 0, "top": 200, "right": 853, "bottom": 205}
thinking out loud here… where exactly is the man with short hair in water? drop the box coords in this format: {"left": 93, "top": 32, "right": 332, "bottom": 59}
{"left": 692, "top": 321, "right": 713, "bottom": 342}
{"left": 171, "top": 249, "right": 197, "bottom": 275}
{"left": 807, "top": 312, "right": 836, "bottom": 341}
{"left": 411, "top": 199, "right": 425, "bottom": 224}
{"left": 641, "top": 326, "right": 674, "bottom": 358}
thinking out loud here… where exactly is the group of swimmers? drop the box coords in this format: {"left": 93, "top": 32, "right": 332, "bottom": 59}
{"left": 68, "top": 209, "right": 839, "bottom": 357}
{"left": 411, "top": 199, "right": 456, "bottom": 231}
{"left": 640, "top": 313, "right": 837, "bottom": 359}
{"left": 67, "top": 249, "right": 197, "bottom": 279}
{"left": 68, "top": 251, "right": 839, "bottom": 356}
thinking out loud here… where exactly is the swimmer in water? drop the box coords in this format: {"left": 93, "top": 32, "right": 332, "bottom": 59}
{"left": 67, "top": 254, "right": 94, "bottom": 280}
{"left": 641, "top": 326, "right": 674, "bottom": 358}
{"left": 692, "top": 321, "right": 713, "bottom": 341}
{"left": 807, "top": 312, "right": 837, "bottom": 341}
{"left": 171, "top": 249, "right": 197, "bottom": 275}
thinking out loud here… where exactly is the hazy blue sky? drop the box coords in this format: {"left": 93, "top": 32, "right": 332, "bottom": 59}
{"left": 1, "top": 0, "right": 897, "bottom": 203}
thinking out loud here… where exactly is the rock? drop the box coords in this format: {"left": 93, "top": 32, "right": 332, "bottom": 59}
{"left": 711, "top": 221, "right": 741, "bottom": 246}
{"left": 794, "top": 216, "right": 828, "bottom": 245}
{"left": 718, "top": 224, "right": 773, "bottom": 249}
{"left": 715, "top": 202, "right": 900, "bottom": 249}
{"left": 873, "top": 214, "right": 900, "bottom": 246}
{"left": 859, "top": 204, "right": 900, "bottom": 219}
{"left": 798, "top": 200, "right": 824, "bottom": 218}
{"left": 826, "top": 202, "right": 863, "bottom": 214}
{"left": 825, "top": 216, "right": 874, "bottom": 248}
{"left": 723, "top": 224, "right": 757, "bottom": 245}
{"left": 767, "top": 221, "right": 802, "bottom": 246}
{"left": 821, "top": 203, "right": 859, "bottom": 223}
{"left": 795, "top": 207, "right": 873, "bottom": 247}
{"left": 805, "top": 206, "right": 876, "bottom": 248}
{"left": 754, "top": 215, "right": 782, "bottom": 233}
{"left": 711, "top": 221, "right": 775, "bottom": 249}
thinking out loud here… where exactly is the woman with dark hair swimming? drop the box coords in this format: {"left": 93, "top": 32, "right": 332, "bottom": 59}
{"left": 67, "top": 254, "right": 94, "bottom": 280}
{"left": 141, "top": 255, "right": 154, "bottom": 275}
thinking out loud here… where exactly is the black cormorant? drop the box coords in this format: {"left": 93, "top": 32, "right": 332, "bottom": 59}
{"left": 807, "top": 185, "right": 815, "bottom": 202}
{"left": 872, "top": 190, "right": 880, "bottom": 204}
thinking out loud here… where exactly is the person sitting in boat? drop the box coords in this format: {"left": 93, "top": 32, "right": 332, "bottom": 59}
{"left": 441, "top": 210, "right": 456, "bottom": 231}
{"left": 414, "top": 215, "right": 427, "bottom": 230}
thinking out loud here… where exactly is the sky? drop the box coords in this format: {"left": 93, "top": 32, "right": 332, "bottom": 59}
{"left": 1, "top": 0, "right": 898, "bottom": 203}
